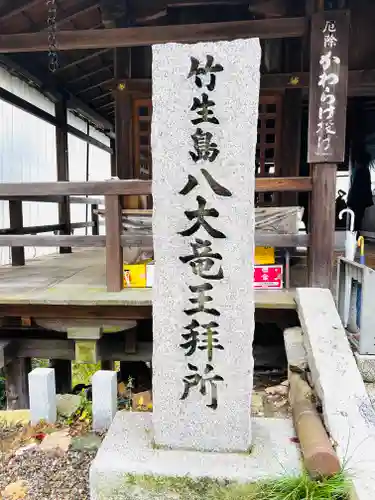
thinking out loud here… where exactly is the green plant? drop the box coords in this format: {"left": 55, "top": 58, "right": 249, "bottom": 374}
{"left": 72, "top": 362, "right": 101, "bottom": 387}
{"left": 31, "top": 358, "right": 49, "bottom": 370}
{"left": 64, "top": 390, "right": 93, "bottom": 427}
{"left": 99, "top": 472, "right": 350, "bottom": 500}
{"left": 255, "top": 471, "right": 351, "bottom": 500}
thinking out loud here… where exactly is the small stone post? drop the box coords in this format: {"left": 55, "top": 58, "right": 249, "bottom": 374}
{"left": 28, "top": 368, "right": 57, "bottom": 425}
{"left": 92, "top": 370, "right": 117, "bottom": 431}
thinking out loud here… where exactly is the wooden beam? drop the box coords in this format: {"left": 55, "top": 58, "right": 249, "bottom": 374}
{"left": 0, "top": 180, "right": 151, "bottom": 196}
{"left": 0, "top": 304, "right": 152, "bottom": 321}
{"left": 55, "top": 100, "right": 72, "bottom": 254}
{"left": 0, "top": 221, "right": 93, "bottom": 235}
{"left": 256, "top": 176, "right": 311, "bottom": 192}
{"left": 0, "top": 195, "right": 103, "bottom": 204}
{"left": 0, "top": 85, "right": 112, "bottom": 153}
{"left": 0, "top": 177, "right": 310, "bottom": 197}
{"left": 0, "top": 231, "right": 347, "bottom": 250}
{"left": 67, "top": 125, "right": 112, "bottom": 154}
{"left": 0, "top": 18, "right": 307, "bottom": 53}
{"left": 0, "top": 339, "right": 18, "bottom": 369}
{"left": 105, "top": 195, "right": 123, "bottom": 291}
{"left": 0, "top": 234, "right": 151, "bottom": 248}
{"left": 131, "top": 0, "right": 250, "bottom": 22}
{"left": 109, "top": 69, "right": 375, "bottom": 94}
{"left": 9, "top": 200, "right": 25, "bottom": 266}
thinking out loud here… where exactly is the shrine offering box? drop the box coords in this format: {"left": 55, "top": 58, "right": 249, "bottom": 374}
{"left": 254, "top": 265, "right": 283, "bottom": 290}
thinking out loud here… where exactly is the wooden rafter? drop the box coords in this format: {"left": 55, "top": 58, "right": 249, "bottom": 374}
{"left": 97, "top": 101, "right": 114, "bottom": 110}
{"left": 91, "top": 90, "right": 113, "bottom": 102}
{"left": 56, "top": 48, "right": 111, "bottom": 73}
{"left": 0, "top": 86, "right": 112, "bottom": 152}
{"left": 44, "top": 1, "right": 100, "bottom": 31}
{"left": 99, "top": 0, "right": 126, "bottom": 28}
{"left": 68, "top": 65, "right": 113, "bottom": 84}
{"left": 0, "top": 17, "right": 306, "bottom": 52}
{"left": 76, "top": 78, "right": 113, "bottom": 95}
{"left": 0, "top": 0, "right": 42, "bottom": 22}
{"left": 0, "top": 52, "right": 114, "bottom": 131}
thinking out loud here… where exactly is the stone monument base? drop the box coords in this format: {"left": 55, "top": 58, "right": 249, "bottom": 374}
{"left": 90, "top": 411, "right": 301, "bottom": 500}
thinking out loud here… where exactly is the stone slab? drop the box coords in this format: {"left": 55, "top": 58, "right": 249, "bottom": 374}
{"left": 283, "top": 326, "right": 307, "bottom": 371}
{"left": 354, "top": 352, "right": 375, "bottom": 383}
{"left": 92, "top": 370, "right": 118, "bottom": 432}
{"left": 152, "top": 39, "right": 260, "bottom": 452}
{"left": 28, "top": 367, "right": 56, "bottom": 425}
{"left": 296, "top": 288, "right": 375, "bottom": 500}
{"left": 89, "top": 411, "right": 301, "bottom": 500}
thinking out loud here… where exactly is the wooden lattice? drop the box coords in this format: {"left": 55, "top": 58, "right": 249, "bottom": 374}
{"left": 133, "top": 98, "right": 152, "bottom": 179}
{"left": 133, "top": 94, "right": 282, "bottom": 207}
{"left": 256, "top": 94, "right": 282, "bottom": 206}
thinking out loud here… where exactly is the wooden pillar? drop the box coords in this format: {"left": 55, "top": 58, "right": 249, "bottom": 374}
{"left": 50, "top": 359, "right": 72, "bottom": 394}
{"left": 4, "top": 357, "right": 31, "bottom": 409}
{"left": 114, "top": 48, "right": 132, "bottom": 180}
{"left": 114, "top": 48, "right": 139, "bottom": 209}
{"left": 55, "top": 99, "right": 72, "bottom": 254}
{"left": 105, "top": 194, "right": 123, "bottom": 292}
{"left": 307, "top": 10, "right": 350, "bottom": 289}
{"left": 308, "top": 164, "right": 337, "bottom": 287}
{"left": 9, "top": 199, "right": 25, "bottom": 266}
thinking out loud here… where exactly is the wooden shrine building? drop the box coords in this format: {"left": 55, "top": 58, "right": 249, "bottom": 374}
{"left": 0, "top": 0, "right": 373, "bottom": 406}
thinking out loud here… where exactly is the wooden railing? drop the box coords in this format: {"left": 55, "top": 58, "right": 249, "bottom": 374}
{"left": 0, "top": 176, "right": 345, "bottom": 292}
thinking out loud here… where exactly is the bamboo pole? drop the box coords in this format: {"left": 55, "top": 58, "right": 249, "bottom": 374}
{"left": 289, "top": 370, "right": 341, "bottom": 477}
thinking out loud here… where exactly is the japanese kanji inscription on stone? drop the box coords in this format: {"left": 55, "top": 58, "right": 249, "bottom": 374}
{"left": 152, "top": 40, "right": 261, "bottom": 452}
{"left": 308, "top": 10, "right": 350, "bottom": 164}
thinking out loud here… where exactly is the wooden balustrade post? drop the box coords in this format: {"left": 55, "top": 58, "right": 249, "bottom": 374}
{"left": 9, "top": 200, "right": 25, "bottom": 266}
{"left": 105, "top": 194, "right": 123, "bottom": 292}
{"left": 55, "top": 99, "right": 72, "bottom": 254}
{"left": 91, "top": 204, "right": 99, "bottom": 235}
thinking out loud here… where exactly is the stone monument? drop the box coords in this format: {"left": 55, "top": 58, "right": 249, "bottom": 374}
{"left": 152, "top": 39, "right": 259, "bottom": 452}
{"left": 90, "top": 38, "right": 301, "bottom": 500}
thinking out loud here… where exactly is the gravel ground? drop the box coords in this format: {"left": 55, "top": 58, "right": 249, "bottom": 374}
{"left": 0, "top": 447, "right": 96, "bottom": 500}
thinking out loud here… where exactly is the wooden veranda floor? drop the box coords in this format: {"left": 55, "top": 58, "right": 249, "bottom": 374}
{"left": 0, "top": 243, "right": 374, "bottom": 316}
{"left": 0, "top": 249, "right": 296, "bottom": 316}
